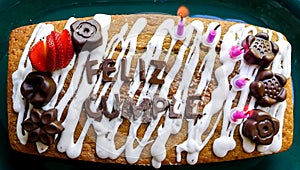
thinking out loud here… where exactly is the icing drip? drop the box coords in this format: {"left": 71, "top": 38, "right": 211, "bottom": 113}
{"left": 11, "top": 14, "right": 292, "bottom": 167}
{"left": 176, "top": 22, "right": 222, "bottom": 165}
{"left": 213, "top": 24, "right": 259, "bottom": 157}
{"left": 124, "top": 19, "right": 173, "bottom": 164}
{"left": 56, "top": 14, "right": 111, "bottom": 158}
{"left": 151, "top": 20, "right": 204, "bottom": 168}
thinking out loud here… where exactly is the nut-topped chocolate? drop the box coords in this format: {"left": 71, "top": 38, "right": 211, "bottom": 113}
{"left": 71, "top": 19, "right": 102, "bottom": 51}
{"left": 242, "top": 109, "right": 280, "bottom": 145}
{"left": 242, "top": 32, "right": 279, "bottom": 68}
{"left": 250, "top": 69, "right": 287, "bottom": 107}
{"left": 20, "top": 71, "right": 56, "bottom": 107}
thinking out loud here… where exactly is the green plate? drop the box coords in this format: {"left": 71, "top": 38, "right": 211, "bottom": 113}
{"left": 0, "top": 0, "right": 299, "bottom": 169}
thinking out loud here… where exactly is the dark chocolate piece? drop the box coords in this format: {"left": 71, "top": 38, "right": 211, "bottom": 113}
{"left": 20, "top": 71, "right": 56, "bottom": 107}
{"left": 101, "top": 94, "right": 120, "bottom": 119}
{"left": 242, "top": 109, "right": 279, "bottom": 145}
{"left": 71, "top": 19, "right": 102, "bottom": 52}
{"left": 250, "top": 69, "right": 287, "bottom": 107}
{"left": 121, "top": 58, "right": 133, "bottom": 82}
{"left": 149, "top": 60, "right": 165, "bottom": 85}
{"left": 86, "top": 58, "right": 98, "bottom": 84}
{"left": 102, "top": 59, "right": 116, "bottom": 82}
{"left": 121, "top": 97, "right": 137, "bottom": 120}
{"left": 21, "top": 108, "right": 63, "bottom": 145}
{"left": 152, "top": 95, "right": 169, "bottom": 119}
{"left": 139, "top": 98, "right": 153, "bottom": 123}
{"left": 139, "top": 58, "right": 146, "bottom": 82}
{"left": 169, "top": 98, "right": 182, "bottom": 119}
{"left": 120, "top": 96, "right": 170, "bottom": 123}
{"left": 84, "top": 94, "right": 102, "bottom": 119}
{"left": 242, "top": 32, "right": 279, "bottom": 68}
{"left": 184, "top": 95, "right": 201, "bottom": 119}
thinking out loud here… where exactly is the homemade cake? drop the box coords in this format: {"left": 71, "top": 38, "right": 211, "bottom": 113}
{"left": 7, "top": 11, "right": 293, "bottom": 168}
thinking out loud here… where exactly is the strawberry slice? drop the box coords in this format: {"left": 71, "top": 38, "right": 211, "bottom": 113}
{"left": 46, "top": 31, "right": 57, "bottom": 71}
{"left": 28, "top": 41, "right": 47, "bottom": 72}
{"left": 53, "top": 31, "right": 64, "bottom": 69}
{"left": 60, "top": 29, "right": 74, "bottom": 68}
{"left": 29, "top": 29, "right": 75, "bottom": 72}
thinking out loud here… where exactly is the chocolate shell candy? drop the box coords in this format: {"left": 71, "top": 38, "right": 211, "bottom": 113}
{"left": 250, "top": 69, "right": 287, "bottom": 107}
{"left": 242, "top": 109, "right": 279, "bottom": 145}
{"left": 242, "top": 32, "right": 279, "bottom": 68}
{"left": 21, "top": 71, "right": 56, "bottom": 107}
{"left": 71, "top": 19, "right": 102, "bottom": 52}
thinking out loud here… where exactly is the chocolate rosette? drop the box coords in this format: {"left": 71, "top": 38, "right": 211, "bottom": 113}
{"left": 21, "top": 71, "right": 56, "bottom": 107}
{"left": 21, "top": 108, "right": 64, "bottom": 145}
{"left": 250, "top": 69, "right": 287, "bottom": 107}
{"left": 242, "top": 32, "right": 279, "bottom": 68}
{"left": 242, "top": 109, "right": 279, "bottom": 145}
{"left": 71, "top": 19, "right": 102, "bottom": 52}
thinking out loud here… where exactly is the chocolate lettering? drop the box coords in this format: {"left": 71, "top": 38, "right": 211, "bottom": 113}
{"left": 149, "top": 60, "right": 165, "bottom": 84}
{"left": 101, "top": 94, "right": 121, "bottom": 119}
{"left": 121, "top": 58, "right": 133, "bottom": 82}
{"left": 152, "top": 95, "right": 169, "bottom": 119}
{"left": 184, "top": 95, "right": 201, "bottom": 119}
{"left": 121, "top": 97, "right": 156, "bottom": 123}
{"left": 86, "top": 59, "right": 98, "bottom": 84}
{"left": 169, "top": 98, "right": 182, "bottom": 119}
{"left": 140, "top": 98, "right": 153, "bottom": 123}
{"left": 139, "top": 58, "right": 146, "bottom": 82}
{"left": 84, "top": 94, "right": 102, "bottom": 119}
{"left": 102, "top": 59, "right": 116, "bottom": 82}
{"left": 122, "top": 97, "right": 139, "bottom": 120}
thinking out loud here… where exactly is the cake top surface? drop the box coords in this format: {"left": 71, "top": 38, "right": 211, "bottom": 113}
{"left": 4, "top": 5, "right": 291, "bottom": 170}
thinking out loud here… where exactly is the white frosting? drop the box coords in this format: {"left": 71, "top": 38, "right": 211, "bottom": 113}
{"left": 11, "top": 14, "right": 292, "bottom": 168}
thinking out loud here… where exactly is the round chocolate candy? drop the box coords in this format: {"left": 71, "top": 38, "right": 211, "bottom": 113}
{"left": 71, "top": 19, "right": 102, "bottom": 52}
{"left": 21, "top": 71, "right": 56, "bottom": 107}
{"left": 242, "top": 109, "right": 279, "bottom": 145}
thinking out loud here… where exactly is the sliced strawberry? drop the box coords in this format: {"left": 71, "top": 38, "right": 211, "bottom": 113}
{"left": 29, "top": 30, "right": 75, "bottom": 72}
{"left": 60, "top": 29, "right": 74, "bottom": 68}
{"left": 53, "top": 31, "right": 64, "bottom": 69}
{"left": 46, "top": 31, "right": 57, "bottom": 71}
{"left": 28, "top": 41, "right": 47, "bottom": 72}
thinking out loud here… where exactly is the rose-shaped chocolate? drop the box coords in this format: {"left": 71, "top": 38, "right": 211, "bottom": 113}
{"left": 242, "top": 109, "right": 279, "bottom": 145}
{"left": 242, "top": 32, "right": 279, "bottom": 68}
{"left": 21, "top": 108, "right": 64, "bottom": 145}
{"left": 71, "top": 19, "right": 102, "bottom": 52}
{"left": 250, "top": 69, "right": 287, "bottom": 107}
{"left": 21, "top": 71, "right": 56, "bottom": 107}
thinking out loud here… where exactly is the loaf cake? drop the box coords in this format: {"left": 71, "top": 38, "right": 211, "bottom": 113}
{"left": 7, "top": 12, "right": 293, "bottom": 168}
